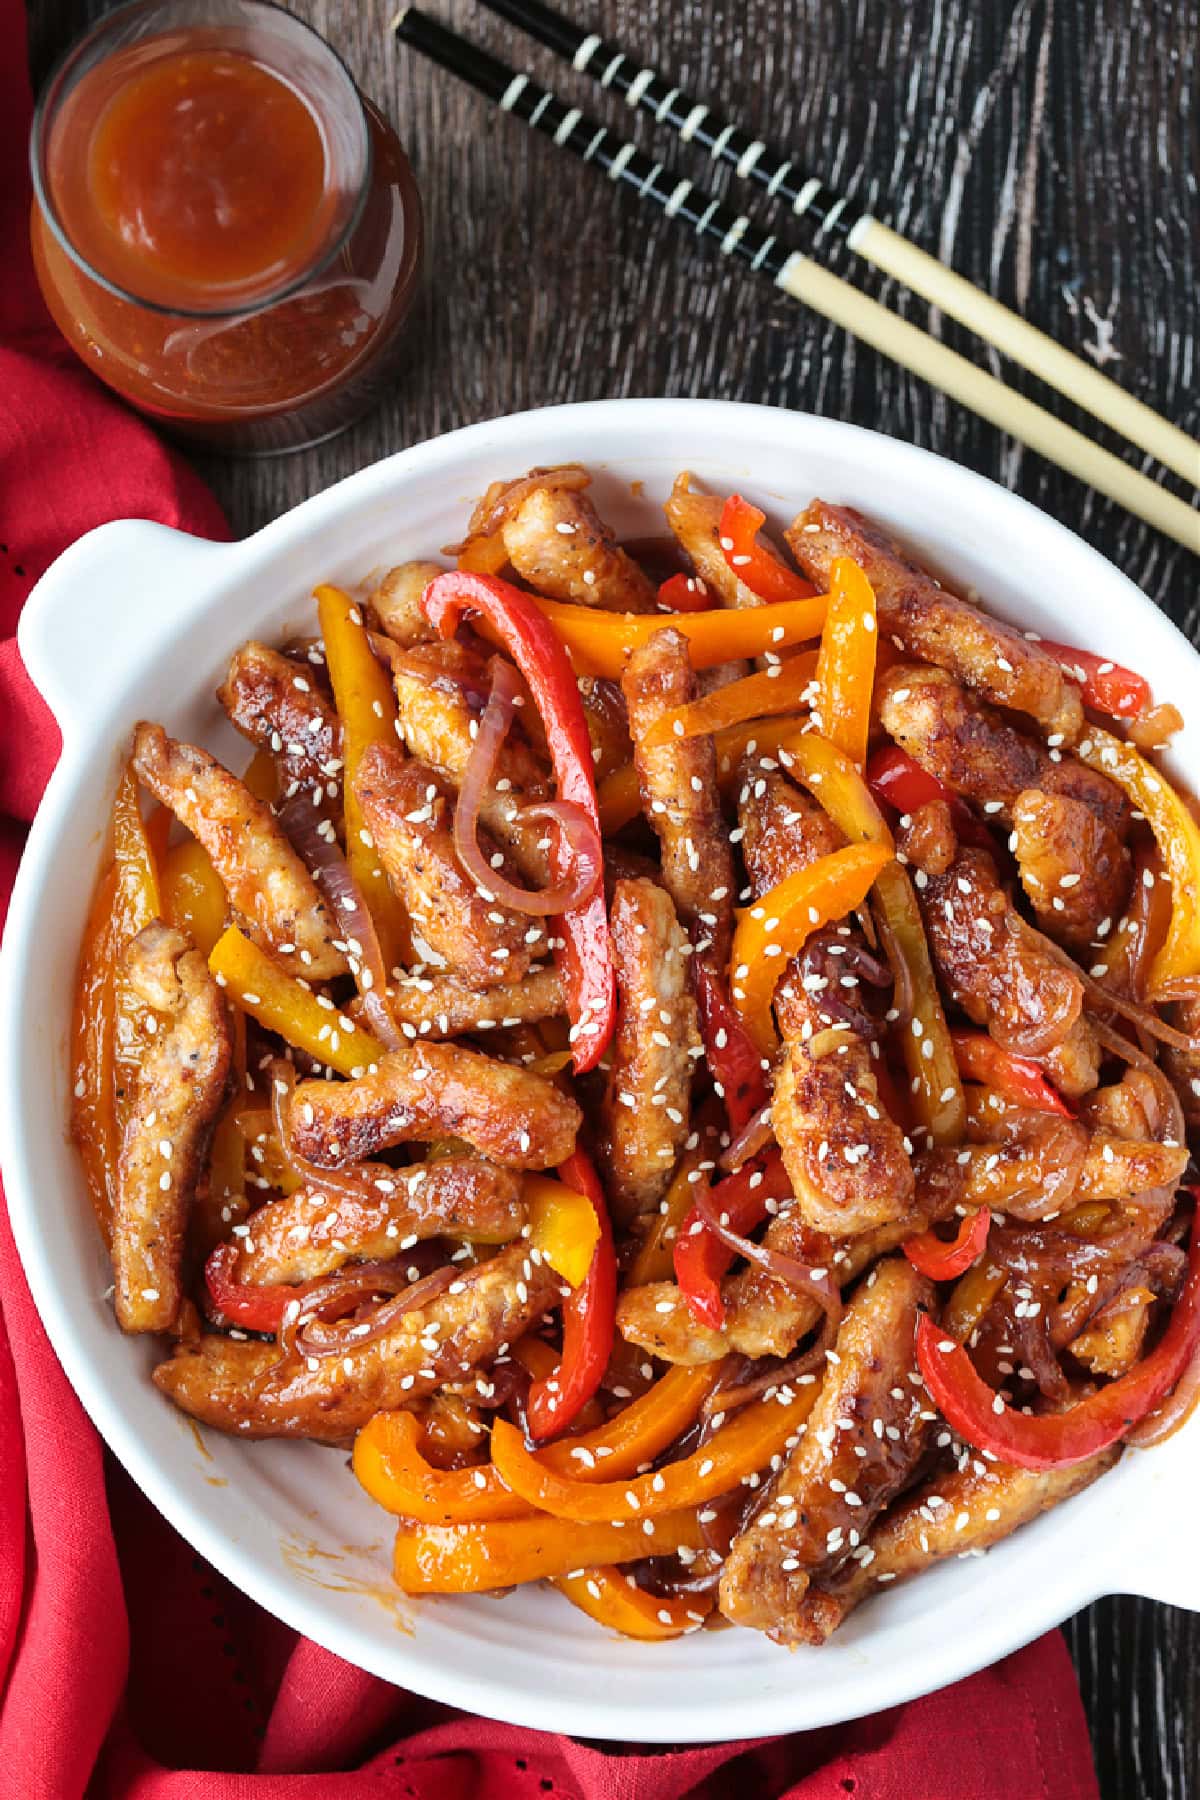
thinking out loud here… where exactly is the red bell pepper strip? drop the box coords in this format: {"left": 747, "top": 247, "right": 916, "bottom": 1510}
{"left": 718, "top": 495, "right": 817, "bottom": 606}
{"left": 1040, "top": 640, "right": 1152, "bottom": 720}
{"left": 950, "top": 1030, "right": 1075, "bottom": 1117}
{"left": 422, "top": 572, "right": 616, "bottom": 1073}
{"left": 657, "top": 571, "right": 713, "bottom": 612}
{"left": 916, "top": 1202, "right": 1200, "bottom": 1469}
{"left": 904, "top": 1208, "right": 991, "bottom": 1281}
{"left": 674, "top": 1149, "right": 793, "bottom": 1331}
{"left": 526, "top": 1148, "right": 617, "bottom": 1441}
{"left": 204, "top": 1241, "right": 319, "bottom": 1333}
{"left": 694, "top": 955, "right": 769, "bottom": 1133}
{"left": 866, "top": 745, "right": 994, "bottom": 850}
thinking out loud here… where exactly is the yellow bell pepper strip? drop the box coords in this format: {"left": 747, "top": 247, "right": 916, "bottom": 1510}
{"left": 641, "top": 651, "right": 818, "bottom": 749}
{"left": 194, "top": 1008, "right": 249, "bottom": 1257}
{"left": 917, "top": 1202, "right": 1200, "bottom": 1470}
{"left": 777, "top": 732, "right": 893, "bottom": 848}
{"left": 553, "top": 1567, "right": 713, "bottom": 1638}
{"left": 942, "top": 1261, "right": 1008, "bottom": 1345}
{"left": 208, "top": 925, "right": 383, "bottom": 1077}
{"left": 530, "top": 590, "right": 828, "bottom": 680}
{"left": 812, "top": 557, "right": 878, "bottom": 768}
{"left": 873, "top": 861, "right": 966, "bottom": 1146}
{"left": 161, "top": 837, "right": 228, "bottom": 957}
{"left": 718, "top": 495, "right": 817, "bottom": 605}
{"left": 241, "top": 747, "right": 279, "bottom": 804}
{"left": 904, "top": 1207, "right": 991, "bottom": 1281}
{"left": 357, "top": 1362, "right": 724, "bottom": 1524}
{"left": 525, "top": 1174, "right": 602, "bottom": 1287}
{"left": 597, "top": 715, "right": 810, "bottom": 835}
{"left": 423, "top": 572, "right": 615, "bottom": 1074}
{"left": 657, "top": 571, "right": 712, "bottom": 611}
{"left": 392, "top": 1509, "right": 706, "bottom": 1594}
{"left": 1074, "top": 726, "right": 1200, "bottom": 999}
{"left": 729, "top": 841, "right": 894, "bottom": 1055}
{"left": 315, "top": 583, "right": 411, "bottom": 974}
{"left": 525, "top": 1148, "right": 617, "bottom": 1440}
{"left": 491, "top": 1378, "right": 821, "bottom": 1522}
{"left": 70, "top": 863, "right": 121, "bottom": 1241}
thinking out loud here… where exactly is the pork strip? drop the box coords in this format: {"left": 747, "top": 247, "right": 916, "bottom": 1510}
{"left": 1010, "top": 788, "right": 1132, "bottom": 950}
{"left": 366, "top": 561, "right": 443, "bottom": 647}
{"left": 153, "top": 1243, "right": 561, "bottom": 1438}
{"left": 217, "top": 642, "right": 343, "bottom": 800}
{"left": 389, "top": 964, "right": 564, "bottom": 1038}
{"left": 500, "top": 484, "right": 657, "bottom": 611}
{"left": 718, "top": 1258, "right": 934, "bottom": 1642}
{"left": 597, "top": 879, "right": 699, "bottom": 1224}
{"left": 131, "top": 723, "right": 346, "bottom": 980}
{"left": 288, "top": 1042, "right": 580, "bottom": 1169}
{"left": 113, "top": 923, "right": 231, "bottom": 1332}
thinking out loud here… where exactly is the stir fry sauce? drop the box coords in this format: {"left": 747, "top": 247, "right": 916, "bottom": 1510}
{"left": 70, "top": 469, "right": 1200, "bottom": 1645}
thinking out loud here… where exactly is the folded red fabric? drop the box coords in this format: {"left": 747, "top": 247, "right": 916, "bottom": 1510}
{"left": 0, "top": 6, "right": 1099, "bottom": 1796}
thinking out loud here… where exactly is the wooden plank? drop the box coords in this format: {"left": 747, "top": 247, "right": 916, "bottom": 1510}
{"left": 24, "top": 1, "right": 1200, "bottom": 1794}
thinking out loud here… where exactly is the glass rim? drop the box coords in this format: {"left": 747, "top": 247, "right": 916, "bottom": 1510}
{"left": 29, "top": 0, "right": 373, "bottom": 322}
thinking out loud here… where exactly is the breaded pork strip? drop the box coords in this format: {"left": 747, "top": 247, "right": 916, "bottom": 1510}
{"left": 788, "top": 502, "right": 1084, "bottom": 739}
{"left": 153, "top": 1243, "right": 560, "bottom": 1438}
{"left": 719, "top": 1258, "right": 934, "bottom": 1643}
{"left": 597, "top": 879, "right": 699, "bottom": 1224}
{"left": 132, "top": 724, "right": 347, "bottom": 980}
{"left": 366, "top": 561, "right": 442, "bottom": 647}
{"left": 233, "top": 1157, "right": 526, "bottom": 1287}
{"left": 740, "top": 770, "right": 914, "bottom": 1238}
{"left": 791, "top": 1443, "right": 1119, "bottom": 1644}
{"left": 877, "top": 664, "right": 1129, "bottom": 835}
{"left": 500, "top": 483, "right": 657, "bottom": 611}
{"left": 663, "top": 472, "right": 796, "bottom": 609}
{"left": 388, "top": 964, "right": 564, "bottom": 1038}
{"left": 354, "top": 743, "right": 543, "bottom": 986}
{"left": 920, "top": 846, "right": 1100, "bottom": 1097}
{"left": 1165, "top": 994, "right": 1200, "bottom": 1126}
{"left": 388, "top": 647, "right": 552, "bottom": 885}
{"left": 114, "top": 923, "right": 231, "bottom": 1333}
{"left": 1010, "top": 788, "right": 1132, "bottom": 952}
{"left": 217, "top": 642, "right": 343, "bottom": 799}
{"left": 288, "top": 1041, "right": 580, "bottom": 1170}
{"left": 622, "top": 628, "right": 735, "bottom": 966}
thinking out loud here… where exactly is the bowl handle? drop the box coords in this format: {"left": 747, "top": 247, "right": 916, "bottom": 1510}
{"left": 1101, "top": 1437, "right": 1200, "bottom": 1614}
{"left": 18, "top": 521, "right": 231, "bottom": 740}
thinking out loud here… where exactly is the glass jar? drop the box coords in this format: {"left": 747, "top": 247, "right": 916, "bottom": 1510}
{"left": 30, "top": 0, "right": 423, "bottom": 454}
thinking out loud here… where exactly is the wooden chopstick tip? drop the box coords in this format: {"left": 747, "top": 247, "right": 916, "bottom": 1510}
{"left": 390, "top": 4, "right": 411, "bottom": 32}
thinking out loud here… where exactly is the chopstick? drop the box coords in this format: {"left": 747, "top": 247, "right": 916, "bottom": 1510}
{"left": 394, "top": 9, "right": 1198, "bottom": 553}
{"left": 475, "top": 0, "right": 1200, "bottom": 496}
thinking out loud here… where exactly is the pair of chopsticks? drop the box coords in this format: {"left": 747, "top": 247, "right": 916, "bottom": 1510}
{"left": 394, "top": 2, "right": 1200, "bottom": 553}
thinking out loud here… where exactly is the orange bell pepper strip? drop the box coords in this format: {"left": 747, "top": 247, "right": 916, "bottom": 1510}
{"left": 358, "top": 1363, "right": 724, "bottom": 1524}
{"left": 71, "top": 863, "right": 121, "bottom": 1241}
{"left": 873, "top": 862, "right": 966, "bottom": 1146}
{"left": 315, "top": 583, "right": 411, "bottom": 973}
{"left": 112, "top": 761, "right": 162, "bottom": 921}
{"left": 392, "top": 1509, "right": 706, "bottom": 1594}
{"left": 641, "top": 651, "right": 818, "bottom": 749}
{"left": 729, "top": 841, "right": 893, "bottom": 1055}
{"left": 208, "top": 925, "right": 383, "bottom": 1077}
{"left": 456, "top": 532, "right": 510, "bottom": 575}
{"left": 553, "top": 1566, "right": 712, "bottom": 1638}
{"left": 491, "top": 1379, "right": 821, "bottom": 1523}
{"left": 531, "top": 591, "right": 828, "bottom": 680}
{"left": 811, "top": 557, "right": 878, "bottom": 769}
{"left": 718, "top": 495, "right": 817, "bottom": 605}
{"left": 777, "top": 732, "right": 893, "bottom": 848}
{"left": 597, "top": 713, "right": 809, "bottom": 835}
{"left": 241, "top": 747, "right": 279, "bottom": 804}
{"left": 525, "top": 1174, "right": 602, "bottom": 1287}
{"left": 1074, "top": 727, "right": 1200, "bottom": 1000}
{"left": 161, "top": 837, "right": 228, "bottom": 957}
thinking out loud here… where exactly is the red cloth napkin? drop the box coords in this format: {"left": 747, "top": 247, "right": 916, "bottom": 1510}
{"left": 0, "top": 7, "right": 1100, "bottom": 1796}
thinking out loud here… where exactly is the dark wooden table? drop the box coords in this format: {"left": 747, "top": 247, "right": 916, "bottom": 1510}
{"left": 27, "top": 0, "right": 1200, "bottom": 1791}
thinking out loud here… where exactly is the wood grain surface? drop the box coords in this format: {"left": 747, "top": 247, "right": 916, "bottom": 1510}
{"left": 25, "top": 0, "right": 1200, "bottom": 1792}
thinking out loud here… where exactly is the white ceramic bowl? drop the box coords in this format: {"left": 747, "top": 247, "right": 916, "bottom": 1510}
{"left": 2, "top": 399, "right": 1198, "bottom": 1743}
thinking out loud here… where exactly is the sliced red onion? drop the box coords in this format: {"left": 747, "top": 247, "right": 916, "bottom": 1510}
{"left": 292, "top": 1262, "right": 460, "bottom": 1360}
{"left": 454, "top": 659, "right": 602, "bottom": 916}
{"left": 464, "top": 464, "right": 590, "bottom": 540}
{"left": 278, "top": 795, "right": 401, "bottom": 1051}
{"left": 719, "top": 1101, "right": 775, "bottom": 1174}
{"left": 700, "top": 1325, "right": 832, "bottom": 1416}
{"left": 693, "top": 1184, "right": 844, "bottom": 1334}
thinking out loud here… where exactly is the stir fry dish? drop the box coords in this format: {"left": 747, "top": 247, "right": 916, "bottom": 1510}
{"left": 71, "top": 465, "right": 1200, "bottom": 1647}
